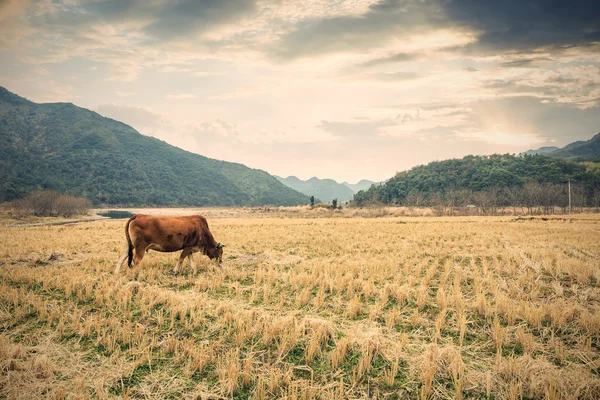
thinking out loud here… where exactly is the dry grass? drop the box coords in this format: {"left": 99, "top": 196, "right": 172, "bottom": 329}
{"left": 1, "top": 214, "right": 599, "bottom": 399}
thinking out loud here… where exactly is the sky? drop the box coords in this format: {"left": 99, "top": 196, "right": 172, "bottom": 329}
{"left": 1, "top": 0, "right": 599, "bottom": 183}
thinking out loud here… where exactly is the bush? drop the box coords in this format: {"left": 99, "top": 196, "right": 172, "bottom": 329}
{"left": 28, "top": 190, "right": 60, "bottom": 216}
{"left": 10, "top": 190, "right": 91, "bottom": 218}
{"left": 53, "top": 194, "right": 92, "bottom": 217}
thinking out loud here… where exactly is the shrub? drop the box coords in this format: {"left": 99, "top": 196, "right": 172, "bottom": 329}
{"left": 10, "top": 190, "right": 91, "bottom": 218}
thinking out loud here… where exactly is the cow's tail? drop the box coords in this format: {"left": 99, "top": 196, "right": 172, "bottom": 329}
{"left": 125, "top": 215, "right": 136, "bottom": 268}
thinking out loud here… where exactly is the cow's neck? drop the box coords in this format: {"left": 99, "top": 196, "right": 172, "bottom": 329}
{"left": 202, "top": 230, "right": 217, "bottom": 250}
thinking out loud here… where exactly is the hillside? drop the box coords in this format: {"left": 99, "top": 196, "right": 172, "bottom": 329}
{"left": 275, "top": 176, "right": 355, "bottom": 202}
{"left": 353, "top": 153, "right": 600, "bottom": 206}
{"left": 523, "top": 133, "right": 600, "bottom": 160}
{"left": 0, "top": 87, "right": 309, "bottom": 206}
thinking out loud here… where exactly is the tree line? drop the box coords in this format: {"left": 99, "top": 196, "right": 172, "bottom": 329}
{"left": 355, "top": 182, "right": 600, "bottom": 216}
{"left": 352, "top": 154, "right": 600, "bottom": 214}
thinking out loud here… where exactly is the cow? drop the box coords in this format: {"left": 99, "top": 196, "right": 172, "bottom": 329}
{"left": 114, "top": 214, "right": 224, "bottom": 275}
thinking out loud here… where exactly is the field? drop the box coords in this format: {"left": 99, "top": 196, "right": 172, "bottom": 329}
{"left": 1, "top": 212, "right": 599, "bottom": 399}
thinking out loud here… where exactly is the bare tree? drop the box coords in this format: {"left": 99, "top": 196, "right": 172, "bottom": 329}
{"left": 503, "top": 187, "right": 521, "bottom": 216}
{"left": 428, "top": 192, "right": 444, "bottom": 216}
{"left": 476, "top": 191, "right": 495, "bottom": 215}
{"left": 593, "top": 188, "right": 600, "bottom": 212}
{"left": 572, "top": 184, "right": 586, "bottom": 213}
{"left": 444, "top": 189, "right": 457, "bottom": 216}
{"left": 521, "top": 182, "right": 542, "bottom": 215}
{"left": 489, "top": 186, "right": 500, "bottom": 215}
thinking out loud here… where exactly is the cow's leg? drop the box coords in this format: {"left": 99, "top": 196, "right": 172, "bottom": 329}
{"left": 173, "top": 247, "right": 192, "bottom": 275}
{"left": 114, "top": 247, "right": 128, "bottom": 274}
{"left": 187, "top": 253, "right": 196, "bottom": 275}
{"left": 132, "top": 244, "right": 145, "bottom": 268}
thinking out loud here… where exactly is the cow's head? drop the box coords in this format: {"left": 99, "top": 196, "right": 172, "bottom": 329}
{"left": 207, "top": 243, "right": 225, "bottom": 264}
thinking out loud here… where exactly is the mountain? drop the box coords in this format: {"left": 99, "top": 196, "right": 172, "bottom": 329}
{"left": 353, "top": 153, "right": 600, "bottom": 206}
{"left": 342, "top": 179, "right": 377, "bottom": 193}
{"left": 520, "top": 146, "right": 560, "bottom": 156}
{"left": 275, "top": 176, "right": 356, "bottom": 203}
{"left": 0, "top": 87, "right": 309, "bottom": 206}
{"left": 523, "top": 133, "right": 600, "bottom": 160}
{"left": 548, "top": 133, "right": 600, "bottom": 160}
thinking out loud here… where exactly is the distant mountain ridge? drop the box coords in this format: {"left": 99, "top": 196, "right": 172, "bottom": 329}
{"left": 523, "top": 133, "right": 600, "bottom": 160}
{"left": 275, "top": 176, "right": 356, "bottom": 202}
{"left": 520, "top": 146, "right": 560, "bottom": 156}
{"left": 0, "top": 86, "right": 309, "bottom": 206}
{"left": 342, "top": 179, "right": 377, "bottom": 193}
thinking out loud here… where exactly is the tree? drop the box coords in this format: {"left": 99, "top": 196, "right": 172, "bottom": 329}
{"left": 473, "top": 191, "right": 493, "bottom": 215}
{"left": 404, "top": 190, "right": 424, "bottom": 208}
{"left": 592, "top": 188, "right": 600, "bottom": 212}
{"left": 522, "top": 182, "right": 542, "bottom": 214}
{"left": 310, "top": 196, "right": 315, "bottom": 207}
{"left": 332, "top": 198, "right": 338, "bottom": 209}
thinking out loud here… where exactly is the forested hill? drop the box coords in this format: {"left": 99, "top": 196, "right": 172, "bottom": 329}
{"left": 0, "top": 87, "right": 309, "bottom": 206}
{"left": 353, "top": 153, "right": 600, "bottom": 206}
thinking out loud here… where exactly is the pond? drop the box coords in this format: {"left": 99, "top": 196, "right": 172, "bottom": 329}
{"left": 97, "top": 210, "right": 134, "bottom": 219}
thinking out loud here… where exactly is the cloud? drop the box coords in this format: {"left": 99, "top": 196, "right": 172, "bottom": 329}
{"left": 144, "top": 0, "right": 258, "bottom": 41}
{"left": 270, "top": 0, "right": 448, "bottom": 60}
{"left": 9, "top": 66, "right": 75, "bottom": 102}
{"left": 358, "top": 52, "right": 421, "bottom": 68}
{"left": 499, "top": 58, "right": 553, "bottom": 68}
{"left": 209, "top": 86, "right": 258, "bottom": 100}
{"left": 318, "top": 118, "right": 397, "bottom": 139}
{"left": 445, "top": 0, "right": 600, "bottom": 53}
{"left": 95, "top": 104, "right": 163, "bottom": 129}
{"left": 480, "top": 64, "right": 600, "bottom": 107}
{"left": 268, "top": 0, "right": 599, "bottom": 61}
{"left": 160, "top": 65, "right": 193, "bottom": 73}
{"left": 0, "top": 0, "right": 34, "bottom": 48}
{"left": 185, "top": 119, "right": 239, "bottom": 144}
{"left": 319, "top": 96, "right": 600, "bottom": 149}
{"left": 167, "top": 93, "right": 198, "bottom": 100}
{"left": 462, "top": 96, "right": 600, "bottom": 145}
{"left": 105, "top": 64, "right": 141, "bottom": 82}
{"left": 361, "top": 71, "right": 422, "bottom": 82}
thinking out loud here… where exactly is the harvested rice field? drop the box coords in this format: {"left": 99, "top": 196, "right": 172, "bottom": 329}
{"left": 1, "top": 213, "right": 599, "bottom": 399}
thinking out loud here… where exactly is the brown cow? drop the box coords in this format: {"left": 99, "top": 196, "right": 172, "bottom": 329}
{"left": 114, "top": 214, "right": 224, "bottom": 275}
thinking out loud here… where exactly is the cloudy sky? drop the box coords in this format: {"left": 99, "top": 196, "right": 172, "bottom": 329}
{"left": 1, "top": 0, "right": 599, "bottom": 182}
